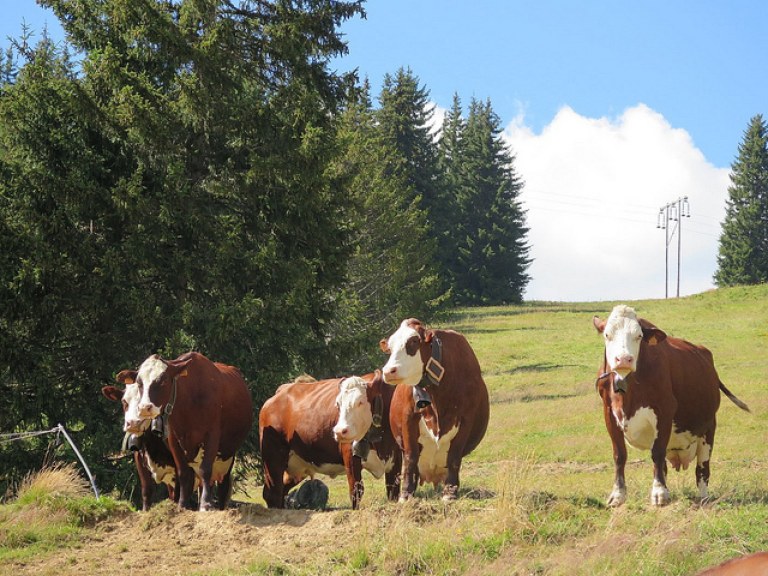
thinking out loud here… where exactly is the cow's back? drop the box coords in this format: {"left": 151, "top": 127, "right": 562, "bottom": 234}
{"left": 259, "top": 378, "right": 342, "bottom": 457}
{"left": 639, "top": 336, "right": 722, "bottom": 426}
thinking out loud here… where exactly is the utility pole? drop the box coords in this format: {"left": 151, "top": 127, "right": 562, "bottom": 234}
{"left": 656, "top": 197, "right": 690, "bottom": 298}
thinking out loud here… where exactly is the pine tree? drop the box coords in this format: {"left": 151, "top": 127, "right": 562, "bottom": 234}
{"left": 449, "top": 98, "right": 531, "bottom": 304}
{"left": 0, "top": 0, "right": 363, "bottom": 495}
{"left": 715, "top": 114, "right": 768, "bottom": 286}
{"left": 326, "top": 81, "right": 442, "bottom": 370}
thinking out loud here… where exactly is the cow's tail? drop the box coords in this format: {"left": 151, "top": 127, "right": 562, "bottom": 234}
{"left": 719, "top": 381, "right": 751, "bottom": 413}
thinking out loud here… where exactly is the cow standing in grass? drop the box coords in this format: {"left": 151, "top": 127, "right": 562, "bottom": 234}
{"left": 381, "top": 318, "right": 489, "bottom": 502}
{"left": 135, "top": 352, "right": 253, "bottom": 511}
{"left": 593, "top": 305, "right": 750, "bottom": 507}
{"left": 102, "top": 370, "right": 179, "bottom": 511}
{"left": 259, "top": 371, "right": 400, "bottom": 509}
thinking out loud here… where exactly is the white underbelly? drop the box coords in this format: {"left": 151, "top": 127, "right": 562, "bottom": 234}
{"left": 624, "top": 409, "right": 708, "bottom": 471}
{"left": 144, "top": 452, "right": 175, "bottom": 486}
{"left": 286, "top": 451, "right": 345, "bottom": 482}
{"left": 188, "top": 448, "right": 234, "bottom": 483}
{"left": 417, "top": 421, "right": 460, "bottom": 485}
{"left": 362, "top": 450, "right": 395, "bottom": 479}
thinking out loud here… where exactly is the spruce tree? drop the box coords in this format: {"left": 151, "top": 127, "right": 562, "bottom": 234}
{"left": 450, "top": 98, "right": 531, "bottom": 304}
{"left": 377, "top": 68, "right": 455, "bottom": 305}
{"left": 715, "top": 114, "right": 768, "bottom": 286}
{"left": 0, "top": 0, "right": 363, "bottom": 495}
{"left": 327, "top": 81, "right": 442, "bottom": 370}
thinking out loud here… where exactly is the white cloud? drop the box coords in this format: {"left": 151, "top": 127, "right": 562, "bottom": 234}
{"left": 503, "top": 104, "right": 730, "bottom": 302}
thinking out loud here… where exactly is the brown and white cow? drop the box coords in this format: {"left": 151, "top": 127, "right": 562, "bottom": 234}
{"left": 593, "top": 305, "right": 750, "bottom": 507}
{"left": 380, "top": 318, "right": 490, "bottom": 502}
{"left": 102, "top": 370, "right": 178, "bottom": 511}
{"left": 134, "top": 352, "right": 253, "bottom": 511}
{"left": 259, "top": 371, "right": 400, "bottom": 509}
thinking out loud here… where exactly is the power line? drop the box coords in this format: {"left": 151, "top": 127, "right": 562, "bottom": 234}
{"left": 657, "top": 197, "right": 690, "bottom": 298}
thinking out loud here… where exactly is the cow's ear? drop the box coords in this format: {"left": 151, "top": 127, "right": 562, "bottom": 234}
{"left": 379, "top": 339, "right": 390, "bottom": 354}
{"left": 166, "top": 355, "right": 194, "bottom": 378}
{"left": 592, "top": 316, "right": 606, "bottom": 334}
{"left": 422, "top": 328, "right": 434, "bottom": 344}
{"left": 639, "top": 318, "right": 667, "bottom": 345}
{"left": 370, "top": 369, "right": 385, "bottom": 392}
{"left": 116, "top": 370, "right": 137, "bottom": 385}
{"left": 102, "top": 385, "right": 123, "bottom": 402}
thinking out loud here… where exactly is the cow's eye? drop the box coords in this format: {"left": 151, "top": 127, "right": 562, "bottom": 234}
{"left": 405, "top": 335, "right": 420, "bottom": 355}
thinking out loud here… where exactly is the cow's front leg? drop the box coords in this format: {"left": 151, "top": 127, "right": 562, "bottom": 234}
{"left": 168, "top": 433, "right": 196, "bottom": 509}
{"left": 385, "top": 464, "right": 401, "bottom": 502}
{"left": 650, "top": 439, "right": 671, "bottom": 506}
{"left": 607, "top": 437, "right": 628, "bottom": 507}
{"left": 398, "top": 415, "right": 421, "bottom": 502}
{"left": 602, "top": 389, "right": 628, "bottom": 507}
{"left": 341, "top": 442, "right": 364, "bottom": 509}
{"left": 134, "top": 451, "right": 155, "bottom": 511}
{"left": 443, "top": 441, "right": 464, "bottom": 501}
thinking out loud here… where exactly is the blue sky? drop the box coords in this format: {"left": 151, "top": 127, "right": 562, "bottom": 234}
{"left": 3, "top": 1, "right": 767, "bottom": 302}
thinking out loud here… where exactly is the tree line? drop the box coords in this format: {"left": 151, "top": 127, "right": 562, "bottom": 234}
{"left": 0, "top": 0, "right": 529, "bottom": 498}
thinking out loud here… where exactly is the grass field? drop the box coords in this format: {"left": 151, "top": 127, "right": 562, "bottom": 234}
{"left": 2, "top": 286, "right": 767, "bottom": 575}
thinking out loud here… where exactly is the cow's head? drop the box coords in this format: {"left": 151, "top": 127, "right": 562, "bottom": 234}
{"left": 332, "top": 376, "right": 373, "bottom": 443}
{"left": 380, "top": 318, "right": 430, "bottom": 387}
{"left": 102, "top": 369, "right": 149, "bottom": 435}
{"left": 593, "top": 305, "right": 667, "bottom": 381}
{"left": 136, "top": 354, "right": 194, "bottom": 420}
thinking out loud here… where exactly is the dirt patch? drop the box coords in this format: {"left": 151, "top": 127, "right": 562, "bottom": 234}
{"left": 8, "top": 501, "right": 377, "bottom": 576}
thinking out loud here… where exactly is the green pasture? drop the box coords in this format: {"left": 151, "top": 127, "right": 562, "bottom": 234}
{"left": 295, "top": 286, "right": 768, "bottom": 574}
{"left": 2, "top": 286, "right": 767, "bottom": 575}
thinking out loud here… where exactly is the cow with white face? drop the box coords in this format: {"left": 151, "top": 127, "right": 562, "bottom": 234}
{"left": 593, "top": 305, "right": 750, "bottom": 507}
{"left": 332, "top": 377, "right": 373, "bottom": 443}
{"left": 133, "top": 352, "right": 253, "bottom": 511}
{"left": 102, "top": 370, "right": 177, "bottom": 511}
{"left": 602, "top": 304, "right": 643, "bottom": 380}
{"left": 380, "top": 318, "right": 489, "bottom": 502}
{"left": 260, "top": 371, "right": 400, "bottom": 509}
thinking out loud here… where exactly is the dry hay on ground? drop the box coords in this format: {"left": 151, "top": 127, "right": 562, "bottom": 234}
{"left": 10, "top": 501, "right": 383, "bottom": 576}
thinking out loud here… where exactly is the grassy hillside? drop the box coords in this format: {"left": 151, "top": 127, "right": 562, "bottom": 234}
{"left": 2, "top": 286, "right": 767, "bottom": 575}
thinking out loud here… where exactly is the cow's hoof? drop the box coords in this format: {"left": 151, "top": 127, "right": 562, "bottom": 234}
{"left": 398, "top": 494, "right": 413, "bottom": 503}
{"left": 650, "top": 482, "right": 671, "bottom": 506}
{"left": 607, "top": 488, "right": 627, "bottom": 508}
{"left": 442, "top": 485, "right": 458, "bottom": 501}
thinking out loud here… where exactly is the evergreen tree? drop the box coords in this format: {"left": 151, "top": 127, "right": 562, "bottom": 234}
{"left": 435, "top": 93, "right": 465, "bottom": 290}
{"left": 327, "top": 81, "right": 442, "bottom": 370}
{"left": 715, "top": 114, "right": 768, "bottom": 286}
{"left": 449, "top": 98, "right": 531, "bottom": 304}
{"left": 376, "top": 68, "right": 454, "bottom": 307}
{"left": 0, "top": 0, "right": 363, "bottom": 496}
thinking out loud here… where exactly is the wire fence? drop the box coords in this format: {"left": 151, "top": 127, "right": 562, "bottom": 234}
{"left": 0, "top": 424, "right": 100, "bottom": 499}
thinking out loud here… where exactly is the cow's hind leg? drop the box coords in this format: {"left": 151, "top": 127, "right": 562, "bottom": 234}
{"left": 261, "top": 428, "right": 289, "bottom": 508}
{"left": 696, "top": 427, "right": 715, "bottom": 502}
{"left": 443, "top": 440, "right": 466, "bottom": 501}
{"left": 650, "top": 439, "right": 671, "bottom": 506}
{"left": 217, "top": 470, "right": 234, "bottom": 510}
